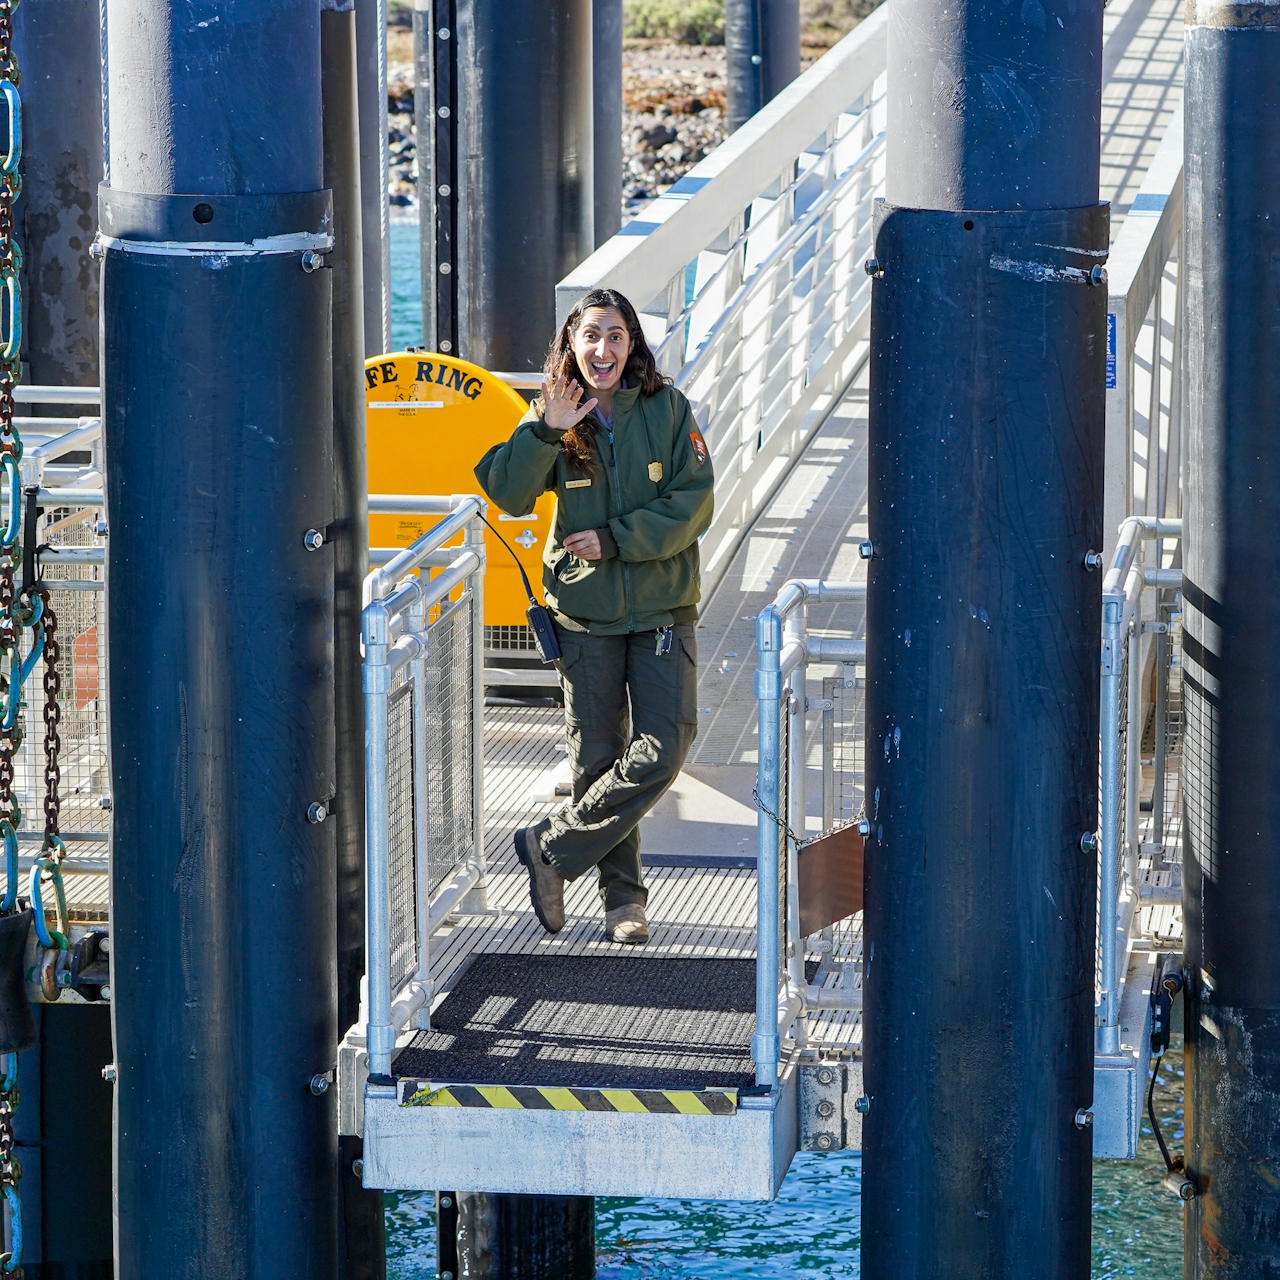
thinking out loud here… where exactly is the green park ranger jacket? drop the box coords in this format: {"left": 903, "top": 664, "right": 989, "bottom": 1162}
{"left": 474, "top": 384, "right": 715, "bottom": 635}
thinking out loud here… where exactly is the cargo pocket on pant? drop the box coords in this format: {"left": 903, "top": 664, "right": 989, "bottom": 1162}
{"left": 556, "top": 635, "right": 592, "bottom": 728}
{"left": 675, "top": 631, "right": 699, "bottom": 725}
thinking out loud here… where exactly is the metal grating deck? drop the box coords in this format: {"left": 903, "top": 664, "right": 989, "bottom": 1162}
{"left": 395, "top": 953, "right": 762, "bottom": 1090}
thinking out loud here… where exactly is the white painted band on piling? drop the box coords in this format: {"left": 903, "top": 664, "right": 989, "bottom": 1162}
{"left": 97, "top": 231, "right": 335, "bottom": 256}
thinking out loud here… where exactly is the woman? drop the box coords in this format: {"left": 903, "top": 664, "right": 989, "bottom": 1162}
{"left": 475, "top": 288, "right": 714, "bottom": 945}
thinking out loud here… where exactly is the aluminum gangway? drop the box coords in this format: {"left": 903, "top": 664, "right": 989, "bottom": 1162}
{"left": 343, "top": 0, "right": 1188, "bottom": 1197}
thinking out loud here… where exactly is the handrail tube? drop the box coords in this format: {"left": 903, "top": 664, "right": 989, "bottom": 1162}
{"left": 368, "top": 493, "right": 455, "bottom": 515}
{"left": 34, "top": 487, "right": 102, "bottom": 506}
{"left": 426, "top": 859, "right": 482, "bottom": 935}
{"left": 363, "top": 598, "right": 395, "bottom": 1077}
{"left": 776, "top": 990, "right": 804, "bottom": 1040}
{"left": 388, "top": 980, "right": 429, "bottom": 1034}
{"left": 13, "top": 385, "right": 100, "bottom": 405}
{"left": 366, "top": 495, "right": 483, "bottom": 601}
{"left": 808, "top": 636, "right": 866, "bottom": 663}
{"left": 369, "top": 547, "right": 458, "bottom": 569}
{"left": 27, "top": 418, "right": 101, "bottom": 463}
{"left": 784, "top": 612, "right": 809, "bottom": 1037}
{"left": 1097, "top": 590, "right": 1124, "bottom": 1053}
{"left": 386, "top": 632, "right": 424, "bottom": 679}
{"left": 492, "top": 372, "right": 543, "bottom": 390}
{"left": 1144, "top": 567, "right": 1181, "bottom": 587}
{"left": 768, "top": 578, "right": 867, "bottom": 625}
{"left": 794, "top": 979, "right": 862, "bottom": 1011}
{"left": 408, "top": 590, "right": 433, "bottom": 1031}
{"left": 464, "top": 516, "right": 490, "bottom": 913}
{"left": 770, "top": 581, "right": 809, "bottom": 622}
{"left": 779, "top": 638, "right": 808, "bottom": 679}
{"left": 380, "top": 550, "right": 481, "bottom": 623}
{"left": 1102, "top": 515, "right": 1182, "bottom": 595}
{"left": 36, "top": 546, "right": 104, "bottom": 565}
{"left": 810, "top": 581, "right": 867, "bottom": 603}
{"left": 754, "top": 604, "right": 785, "bottom": 1085}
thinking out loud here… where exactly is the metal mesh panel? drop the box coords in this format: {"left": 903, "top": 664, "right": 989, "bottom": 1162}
{"left": 387, "top": 680, "right": 417, "bottom": 996}
{"left": 422, "top": 596, "right": 475, "bottom": 893}
{"left": 484, "top": 624, "right": 536, "bottom": 652}
{"left": 17, "top": 508, "right": 108, "bottom": 844}
{"left": 822, "top": 667, "right": 864, "bottom": 966}
{"left": 826, "top": 669, "right": 864, "bottom": 827}
{"left": 777, "top": 693, "right": 791, "bottom": 985}
{"left": 1158, "top": 610, "right": 1184, "bottom": 865}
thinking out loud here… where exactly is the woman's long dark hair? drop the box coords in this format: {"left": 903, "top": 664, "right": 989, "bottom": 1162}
{"left": 540, "top": 287, "right": 669, "bottom": 465}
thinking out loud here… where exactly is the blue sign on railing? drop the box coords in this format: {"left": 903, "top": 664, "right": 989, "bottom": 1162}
{"left": 1106, "top": 313, "right": 1117, "bottom": 389}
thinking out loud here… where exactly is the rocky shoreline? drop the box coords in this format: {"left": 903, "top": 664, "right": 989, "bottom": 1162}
{"left": 384, "top": 42, "right": 731, "bottom": 220}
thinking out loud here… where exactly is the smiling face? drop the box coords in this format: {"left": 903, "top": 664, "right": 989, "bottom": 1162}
{"left": 570, "top": 306, "right": 632, "bottom": 394}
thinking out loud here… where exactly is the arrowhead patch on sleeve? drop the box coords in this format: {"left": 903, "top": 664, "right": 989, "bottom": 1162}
{"left": 689, "top": 432, "right": 708, "bottom": 465}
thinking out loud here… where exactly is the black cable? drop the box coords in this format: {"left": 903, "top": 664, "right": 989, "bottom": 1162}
{"left": 476, "top": 513, "right": 539, "bottom": 607}
{"left": 1147, "top": 1049, "right": 1176, "bottom": 1174}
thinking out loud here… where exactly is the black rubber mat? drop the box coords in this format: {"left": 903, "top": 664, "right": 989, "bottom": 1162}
{"left": 394, "top": 953, "right": 760, "bottom": 1090}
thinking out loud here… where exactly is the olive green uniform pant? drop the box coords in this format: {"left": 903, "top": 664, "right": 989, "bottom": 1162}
{"left": 531, "top": 622, "right": 698, "bottom": 910}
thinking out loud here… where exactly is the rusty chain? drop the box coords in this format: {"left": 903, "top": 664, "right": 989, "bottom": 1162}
{"left": 0, "top": 0, "right": 28, "bottom": 1268}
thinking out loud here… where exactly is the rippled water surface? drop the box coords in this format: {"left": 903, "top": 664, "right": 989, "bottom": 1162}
{"left": 384, "top": 1037, "right": 1186, "bottom": 1276}
{"left": 383, "top": 237, "right": 1186, "bottom": 1278}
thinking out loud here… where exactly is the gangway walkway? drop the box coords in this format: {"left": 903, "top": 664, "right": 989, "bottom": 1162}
{"left": 351, "top": 0, "right": 1190, "bottom": 1199}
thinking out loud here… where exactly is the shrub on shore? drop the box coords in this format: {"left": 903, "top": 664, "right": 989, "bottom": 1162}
{"left": 624, "top": 0, "right": 724, "bottom": 44}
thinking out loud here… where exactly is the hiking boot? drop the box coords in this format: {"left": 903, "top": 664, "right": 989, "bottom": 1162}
{"left": 605, "top": 903, "right": 649, "bottom": 945}
{"left": 514, "top": 827, "right": 565, "bottom": 933}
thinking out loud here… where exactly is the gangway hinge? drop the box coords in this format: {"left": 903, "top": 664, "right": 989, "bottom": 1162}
{"left": 799, "top": 1056, "right": 864, "bottom": 1152}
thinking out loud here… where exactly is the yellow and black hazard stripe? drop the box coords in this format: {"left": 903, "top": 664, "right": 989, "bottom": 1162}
{"left": 399, "top": 1080, "right": 738, "bottom": 1116}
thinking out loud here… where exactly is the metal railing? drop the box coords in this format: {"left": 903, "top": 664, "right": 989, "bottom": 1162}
{"left": 0, "top": 389, "right": 110, "bottom": 872}
{"left": 1097, "top": 516, "right": 1183, "bottom": 1057}
{"left": 559, "top": 8, "right": 887, "bottom": 597}
{"left": 753, "top": 578, "right": 866, "bottom": 1086}
{"left": 363, "top": 495, "right": 488, "bottom": 1079}
{"left": 1105, "top": 106, "right": 1185, "bottom": 556}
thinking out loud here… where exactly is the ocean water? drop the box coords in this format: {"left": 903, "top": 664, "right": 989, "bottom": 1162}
{"left": 383, "top": 229, "right": 1187, "bottom": 1278}
{"left": 385, "top": 1045, "right": 1186, "bottom": 1279}
{"left": 390, "top": 220, "right": 423, "bottom": 352}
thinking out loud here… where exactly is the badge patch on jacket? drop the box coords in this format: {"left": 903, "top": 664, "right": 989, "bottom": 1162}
{"left": 648, "top": 462, "right": 663, "bottom": 482}
{"left": 690, "top": 432, "right": 708, "bottom": 465}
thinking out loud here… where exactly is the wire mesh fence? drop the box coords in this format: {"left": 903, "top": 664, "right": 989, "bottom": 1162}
{"left": 421, "top": 597, "right": 475, "bottom": 893}
{"left": 16, "top": 507, "right": 108, "bottom": 845}
{"left": 387, "top": 680, "right": 417, "bottom": 996}
{"left": 381, "top": 589, "right": 478, "bottom": 999}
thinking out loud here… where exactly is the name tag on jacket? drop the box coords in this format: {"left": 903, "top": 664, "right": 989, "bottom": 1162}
{"left": 565, "top": 478, "right": 591, "bottom": 489}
